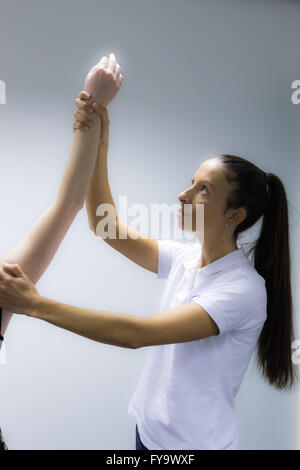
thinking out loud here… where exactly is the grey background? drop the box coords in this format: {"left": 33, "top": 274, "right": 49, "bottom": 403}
{"left": 0, "top": 0, "right": 299, "bottom": 450}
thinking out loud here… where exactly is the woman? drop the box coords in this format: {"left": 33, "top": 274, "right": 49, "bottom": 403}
{"left": 0, "top": 93, "right": 297, "bottom": 450}
{"left": 0, "top": 52, "right": 124, "bottom": 449}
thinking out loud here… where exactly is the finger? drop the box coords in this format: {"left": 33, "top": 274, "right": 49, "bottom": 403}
{"left": 107, "top": 52, "right": 117, "bottom": 74}
{"left": 73, "top": 121, "right": 89, "bottom": 131}
{"left": 74, "top": 120, "right": 89, "bottom": 129}
{"left": 74, "top": 98, "right": 94, "bottom": 114}
{"left": 0, "top": 267, "right": 11, "bottom": 281}
{"left": 72, "top": 121, "right": 86, "bottom": 132}
{"left": 2, "top": 263, "right": 23, "bottom": 278}
{"left": 96, "top": 56, "right": 108, "bottom": 69}
{"left": 118, "top": 74, "right": 124, "bottom": 87}
{"left": 73, "top": 111, "right": 95, "bottom": 127}
{"left": 86, "top": 56, "right": 107, "bottom": 80}
{"left": 2, "top": 264, "right": 18, "bottom": 277}
{"left": 79, "top": 91, "right": 90, "bottom": 101}
{"left": 114, "top": 63, "right": 122, "bottom": 81}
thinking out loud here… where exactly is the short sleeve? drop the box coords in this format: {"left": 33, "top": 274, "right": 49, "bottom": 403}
{"left": 156, "top": 240, "right": 190, "bottom": 280}
{"left": 156, "top": 240, "right": 173, "bottom": 279}
{"left": 190, "top": 282, "right": 253, "bottom": 335}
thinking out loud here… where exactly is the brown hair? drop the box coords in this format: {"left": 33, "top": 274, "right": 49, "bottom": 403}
{"left": 217, "top": 154, "right": 297, "bottom": 390}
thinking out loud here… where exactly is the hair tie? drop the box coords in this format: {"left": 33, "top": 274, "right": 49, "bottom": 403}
{"left": 264, "top": 171, "right": 270, "bottom": 206}
{"left": 264, "top": 172, "right": 268, "bottom": 184}
{"left": 264, "top": 172, "right": 271, "bottom": 201}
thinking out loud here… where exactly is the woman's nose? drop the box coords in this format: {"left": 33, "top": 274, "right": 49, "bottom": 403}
{"left": 178, "top": 194, "right": 186, "bottom": 205}
{"left": 178, "top": 190, "right": 191, "bottom": 203}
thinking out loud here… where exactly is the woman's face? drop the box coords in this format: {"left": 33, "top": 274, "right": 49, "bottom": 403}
{"left": 177, "top": 158, "right": 233, "bottom": 235}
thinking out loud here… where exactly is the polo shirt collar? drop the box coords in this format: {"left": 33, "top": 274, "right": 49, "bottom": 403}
{"left": 182, "top": 245, "right": 249, "bottom": 278}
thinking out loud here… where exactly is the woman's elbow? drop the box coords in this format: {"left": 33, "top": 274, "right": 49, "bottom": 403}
{"left": 76, "top": 200, "right": 85, "bottom": 211}
{"left": 89, "top": 223, "right": 96, "bottom": 234}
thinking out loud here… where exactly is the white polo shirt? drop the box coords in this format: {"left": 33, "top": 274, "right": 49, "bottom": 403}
{"left": 128, "top": 240, "right": 267, "bottom": 450}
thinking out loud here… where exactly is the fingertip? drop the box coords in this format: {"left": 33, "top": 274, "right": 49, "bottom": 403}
{"left": 80, "top": 91, "right": 90, "bottom": 100}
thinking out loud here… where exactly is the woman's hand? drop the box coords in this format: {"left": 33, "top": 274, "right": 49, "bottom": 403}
{"left": 73, "top": 92, "right": 110, "bottom": 149}
{"left": 72, "top": 91, "right": 98, "bottom": 132}
{"left": 84, "top": 52, "right": 124, "bottom": 107}
{"left": 0, "top": 264, "right": 40, "bottom": 316}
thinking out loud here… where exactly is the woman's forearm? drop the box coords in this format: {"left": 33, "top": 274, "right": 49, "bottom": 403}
{"left": 56, "top": 114, "right": 101, "bottom": 211}
{"left": 30, "top": 295, "right": 139, "bottom": 349}
{"left": 86, "top": 149, "right": 118, "bottom": 233}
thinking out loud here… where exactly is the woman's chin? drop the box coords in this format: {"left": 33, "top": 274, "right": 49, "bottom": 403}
{"left": 177, "top": 217, "right": 195, "bottom": 233}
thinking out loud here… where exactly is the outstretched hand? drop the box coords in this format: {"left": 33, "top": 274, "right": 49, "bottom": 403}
{"left": 0, "top": 264, "right": 39, "bottom": 316}
{"left": 84, "top": 52, "right": 124, "bottom": 107}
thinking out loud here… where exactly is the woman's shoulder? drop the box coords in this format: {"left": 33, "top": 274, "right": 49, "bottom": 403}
{"left": 158, "top": 239, "right": 197, "bottom": 254}
{"left": 157, "top": 239, "right": 198, "bottom": 267}
{"left": 171, "top": 240, "right": 199, "bottom": 260}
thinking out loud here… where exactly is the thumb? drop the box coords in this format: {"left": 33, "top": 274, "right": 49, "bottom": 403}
{"left": 2, "top": 263, "right": 25, "bottom": 278}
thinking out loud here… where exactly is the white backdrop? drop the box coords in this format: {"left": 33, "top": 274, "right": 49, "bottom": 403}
{"left": 0, "top": 0, "right": 299, "bottom": 449}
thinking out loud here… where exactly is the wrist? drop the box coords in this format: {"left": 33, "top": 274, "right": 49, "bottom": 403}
{"left": 90, "top": 112, "right": 102, "bottom": 125}
{"left": 27, "top": 294, "right": 45, "bottom": 319}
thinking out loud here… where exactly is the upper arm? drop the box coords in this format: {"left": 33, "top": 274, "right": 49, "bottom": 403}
{"left": 97, "top": 218, "right": 159, "bottom": 274}
{"left": 0, "top": 203, "right": 79, "bottom": 334}
{"left": 135, "top": 302, "right": 219, "bottom": 349}
{"left": 190, "top": 280, "right": 257, "bottom": 335}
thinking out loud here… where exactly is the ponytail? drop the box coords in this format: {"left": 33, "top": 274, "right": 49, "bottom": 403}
{"left": 219, "top": 155, "right": 297, "bottom": 390}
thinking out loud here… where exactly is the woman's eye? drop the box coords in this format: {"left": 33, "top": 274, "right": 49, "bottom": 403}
{"left": 191, "top": 180, "right": 208, "bottom": 193}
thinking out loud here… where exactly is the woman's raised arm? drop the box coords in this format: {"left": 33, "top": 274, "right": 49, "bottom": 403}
{"left": 74, "top": 94, "right": 159, "bottom": 275}
{"left": 0, "top": 53, "right": 122, "bottom": 336}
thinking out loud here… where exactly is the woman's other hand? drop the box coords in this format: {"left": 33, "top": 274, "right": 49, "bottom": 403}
{"left": 0, "top": 264, "right": 39, "bottom": 316}
{"left": 73, "top": 92, "right": 110, "bottom": 149}
{"left": 72, "top": 91, "right": 96, "bottom": 132}
{"left": 84, "top": 52, "right": 124, "bottom": 107}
